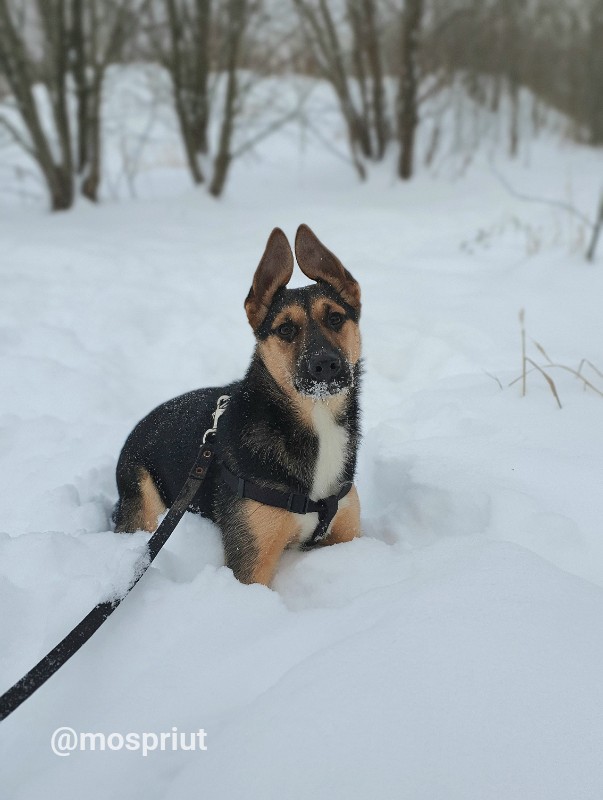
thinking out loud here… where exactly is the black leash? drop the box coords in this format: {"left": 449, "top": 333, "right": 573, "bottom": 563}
{"left": 0, "top": 394, "right": 352, "bottom": 721}
{"left": 0, "top": 439, "right": 217, "bottom": 722}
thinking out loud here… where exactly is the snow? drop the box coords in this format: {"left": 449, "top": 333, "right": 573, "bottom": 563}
{"left": 2, "top": 70, "right": 603, "bottom": 798}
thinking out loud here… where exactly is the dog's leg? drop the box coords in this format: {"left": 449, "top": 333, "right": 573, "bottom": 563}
{"left": 323, "top": 484, "right": 361, "bottom": 545}
{"left": 114, "top": 467, "right": 166, "bottom": 533}
{"left": 225, "top": 501, "right": 300, "bottom": 585}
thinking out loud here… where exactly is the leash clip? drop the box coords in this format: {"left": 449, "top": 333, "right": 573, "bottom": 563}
{"left": 203, "top": 395, "right": 230, "bottom": 443}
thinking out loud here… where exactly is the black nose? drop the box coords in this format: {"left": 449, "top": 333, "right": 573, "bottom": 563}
{"left": 308, "top": 352, "right": 342, "bottom": 380}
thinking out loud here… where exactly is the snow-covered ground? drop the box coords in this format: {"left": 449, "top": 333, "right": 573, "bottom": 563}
{"left": 1, "top": 71, "right": 603, "bottom": 799}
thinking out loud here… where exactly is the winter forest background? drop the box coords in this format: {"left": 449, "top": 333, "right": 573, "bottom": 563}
{"left": 2, "top": 2, "right": 603, "bottom": 799}
{"left": 0, "top": 0, "right": 602, "bottom": 228}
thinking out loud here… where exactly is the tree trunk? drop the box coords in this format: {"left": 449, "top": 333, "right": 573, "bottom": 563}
{"left": 0, "top": 0, "right": 75, "bottom": 209}
{"left": 588, "top": 0, "right": 603, "bottom": 145}
{"left": 320, "top": 0, "right": 371, "bottom": 158}
{"left": 209, "top": 0, "right": 247, "bottom": 197}
{"left": 194, "top": 0, "right": 211, "bottom": 154}
{"left": 81, "top": 78, "right": 103, "bottom": 201}
{"left": 175, "top": 88, "right": 205, "bottom": 184}
{"left": 362, "top": 0, "right": 387, "bottom": 159}
{"left": 397, "top": 0, "right": 423, "bottom": 180}
{"left": 348, "top": 0, "right": 371, "bottom": 154}
{"left": 71, "top": 0, "right": 89, "bottom": 173}
{"left": 38, "top": 0, "right": 74, "bottom": 180}
{"left": 166, "top": 0, "right": 205, "bottom": 184}
{"left": 50, "top": 165, "right": 75, "bottom": 210}
{"left": 508, "top": 76, "right": 519, "bottom": 158}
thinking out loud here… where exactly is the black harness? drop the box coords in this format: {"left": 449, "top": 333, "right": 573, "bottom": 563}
{"left": 0, "top": 395, "right": 352, "bottom": 720}
{"left": 220, "top": 463, "right": 351, "bottom": 548}
{"left": 206, "top": 394, "right": 352, "bottom": 548}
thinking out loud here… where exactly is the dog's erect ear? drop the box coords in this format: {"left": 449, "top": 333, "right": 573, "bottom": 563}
{"left": 295, "top": 224, "right": 361, "bottom": 312}
{"left": 245, "top": 228, "right": 294, "bottom": 329}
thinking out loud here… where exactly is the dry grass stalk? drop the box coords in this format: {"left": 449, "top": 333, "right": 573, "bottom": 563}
{"left": 509, "top": 311, "right": 603, "bottom": 407}
{"left": 519, "top": 308, "right": 526, "bottom": 398}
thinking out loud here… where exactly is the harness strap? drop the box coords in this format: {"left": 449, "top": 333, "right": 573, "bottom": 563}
{"left": 219, "top": 463, "right": 352, "bottom": 547}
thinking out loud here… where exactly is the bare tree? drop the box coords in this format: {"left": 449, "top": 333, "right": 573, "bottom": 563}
{"left": 0, "top": 0, "right": 144, "bottom": 208}
{"left": 427, "top": 0, "right": 603, "bottom": 155}
{"left": 209, "top": 0, "right": 247, "bottom": 196}
{"left": 157, "top": 0, "right": 212, "bottom": 185}
{"left": 498, "top": 0, "right": 525, "bottom": 157}
{"left": 148, "top": 0, "right": 252, "bottom": 196}
{"left": 397, "top": 0, "right": 423, "bottom": 179}
{"left": 293, "top": 0, "right": 391, "bottom": 179}
{"left": 348, "top": 0, "right": 388, "bottom": 159}
{"left": 0, "top": 0, "right": 74, "bottom": 209}
{"left": 71, "top": 0, "right": 146, "bottom": 201}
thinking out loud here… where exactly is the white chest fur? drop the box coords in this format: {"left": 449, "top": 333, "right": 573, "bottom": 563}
{"left": 296, "top": 400, "right": 349, "bottom": 544}
{"left": 310, "top": 401, "right": 349, "bottom": 499}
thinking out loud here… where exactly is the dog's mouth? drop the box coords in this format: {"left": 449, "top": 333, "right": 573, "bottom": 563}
{"left": 294, "top": 380, "right": 350, "bottom": 399}
{"left": 293, "top": 369, "right": 353, "bottom": 398}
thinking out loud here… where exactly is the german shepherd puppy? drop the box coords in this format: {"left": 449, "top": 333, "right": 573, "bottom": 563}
{"left": 113, "top": 224, "right": 362, "bottom": 585}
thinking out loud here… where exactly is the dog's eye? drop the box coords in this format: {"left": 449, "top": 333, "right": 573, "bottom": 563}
{"left": 327, "top": 311, "right": 344, "bottom": 329}
{"left": 276, "top": 322, "right": 297, "bottom": 341}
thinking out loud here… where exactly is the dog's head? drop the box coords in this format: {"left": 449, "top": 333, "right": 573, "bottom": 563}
{"left": 245, "top": 225, "right": 361, "bottom": 399}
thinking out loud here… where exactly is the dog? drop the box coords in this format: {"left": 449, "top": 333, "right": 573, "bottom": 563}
{"left": 113, "top": 224, "right": 362, "bottom": 585}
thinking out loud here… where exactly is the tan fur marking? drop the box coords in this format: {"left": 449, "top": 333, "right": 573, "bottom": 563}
{"left": 311, "top": 297, "right": 347, "bottom": 319}
{"left": 259, "top": 336, "right": 297, "bottom": 398}
{"left": 271, "top": 306, "right": 306, "bottom": 330}
{"left": 292, "top": 394, "right": 315, "bottom": 430}
{"left": 323, "top": 484, "right": 361, "bottom": 545}
{"left": 242, "top": 500, "right": 301, "bottom": 585}
{"left": 340, "top": 319, "right": 361, "bottom": 366}
{"left": 259, "top": 337, "right": 349, "bottom": 430}
{"left": 259, "top": 296, "right": 360, "bottom": 434}
{"left": 259, "top": 335, "right": 316, "bottom": 429}
{"left": 259, "top": 300, "right": 355, "bottom": 431}
{"left": 310, "top": 298, "right": 361, "bottom": 365}
{"left": 139, "top": 469, "right": 167, "bottom": 532}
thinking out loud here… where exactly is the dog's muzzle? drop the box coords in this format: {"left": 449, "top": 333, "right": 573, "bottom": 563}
{"left": 295, "top": 349, "right": 352, "bottom": 397}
